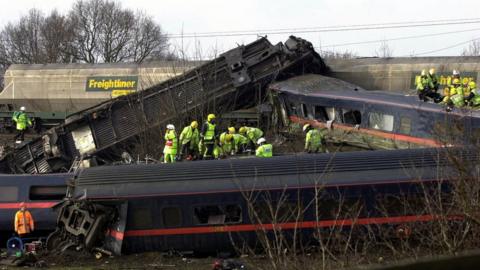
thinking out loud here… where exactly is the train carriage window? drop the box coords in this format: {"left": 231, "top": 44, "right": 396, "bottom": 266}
{"left": 342, "top": 109, "right": 362, "bottom": 125}
{"left": 0, "top": 186, "right": 18, "bottom": 201}
{"left": 300, "top": 104, "right": 314, "bottom": 119}
{"left": 319, "top": 198, "right": 366, "bottom": 220}
{"left": 325, "top": 107, "right": 336, "bottom": 121}
{"left": 224, "top": 204, "right": 242, "bottom": 223}
{"left": 162, "top": 207, "right": 182, "bottom": 227}
{"left": 194, "top": 204, "right": 243, "bottom": 225}
{"left": 131, "top": 207, "right": 153, "bottom": 228}
{"left": 399, "top": 117, "right": 412, "bottom": 135}
{"left": 29, "top": 186, "right": 67, "bottom": 200}
{"left": 252, "top": 201, "right": 303, "bottom": 223}
{"left": 369, "top": 112, "right": 394, "bottom": 132}
{"left": 314, "top": 106, "right": 329, "bottom": 121}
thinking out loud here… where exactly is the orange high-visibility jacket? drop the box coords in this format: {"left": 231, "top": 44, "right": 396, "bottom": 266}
{"left": 14, "top": 210, "right": 34, "bottom": 235}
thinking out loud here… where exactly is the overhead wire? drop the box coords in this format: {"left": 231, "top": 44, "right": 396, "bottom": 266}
{"left": 318, "top": 27, "right": 480, "bottom": 48}
{"left": 166, "top": 18, "right": 480, "bottom": 38}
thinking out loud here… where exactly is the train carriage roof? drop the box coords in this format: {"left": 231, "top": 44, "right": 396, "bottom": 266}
{"left": 270, "top": 74, "right": 480, "bottom": 116}
{"left": 72, "top": 148, "right": 474, "bottom": 200}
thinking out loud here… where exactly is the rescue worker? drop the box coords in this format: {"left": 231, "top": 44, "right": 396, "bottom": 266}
{"left": 449, "top": 78, "right": 465, "bottom": 108}
{"left": 239, "top": 126, "right": 263, "bottom": 151}
{"left": 465, "top": 80, "right": 477, "bottom": 105}
{"left": 233, "top": 133, "right": 249, "bottom": 154}
{"left": 200, "top": 114, "right": 218, "bottom": 159}
{"left": 179, "top": 121, "right": 200, "bottom": 160}
{"left": 447, "top": 69, "right": 461, "bottom": 88}
{"left": 14, "top": 202, "right": 34, "bottom": 237}
{"left": 468, "top": 81, "right": 480, "bottom": 107}
{"left": 12, "top": 106, "right": 32, "bottom": 143}
{"left": 163, "top": 124, "right": 178, "bottom": 163}
{"left": 427, "top": 68, "right": 439, "bottom": 91}
{"left": 219, "top": 127, "right": 235, "bottom": 156}
{"left": 303, "top": 124, "right": 326, "bottom": 153}
{"left": 416, "top": 70, "right": 440, "bottom": 102}
{"left": 255, "top": 137, "right": 273, "bottom": 158}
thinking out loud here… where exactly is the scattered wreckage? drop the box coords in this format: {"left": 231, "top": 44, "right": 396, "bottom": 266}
{"left": 46, "top": 148, "right": 471, "bottom": 255}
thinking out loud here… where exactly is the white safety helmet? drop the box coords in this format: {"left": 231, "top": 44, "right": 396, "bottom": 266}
{"left": 452, "top": 69, "right": 460, "bottom": 76}
{"left": 257, "top": 137, "right": 266, "bottom": 145}
{"left": 20, "top": 106, "right": 26, "bottom": 111}
{"left": 166, "top": 124, "right": 175, "bottom": 130}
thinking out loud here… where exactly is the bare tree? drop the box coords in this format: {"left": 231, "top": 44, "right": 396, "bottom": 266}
{"left": 1, "top": 9, "right": 46, "bottom": 64}
{"left": 98, "top": 1, "right": 135, "bottom": 62}
{"left": 375, "top": 40, "right": 393, "bottom": 58}
{"left": 41, "top": 10, "right": 77, "bottom": 63}
{"left": 461, "top": 40, "right": 480, "bottom": 56}
{"left": 69, "top": 0, "right": 103, "bottom": 63}
{"left": 130, "top": 12, "right": 169, "bottom": 62}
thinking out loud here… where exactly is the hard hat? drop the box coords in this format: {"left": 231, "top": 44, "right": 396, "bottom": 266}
{"left": 429, "top": 68, "right": 435, "bottom": 75}
{"left": 207, "top": 114, "right": 216, "bottom": 121}
{"left": 420, "top": 69, "right": 427, "bottom": 76}
{"left": 190, "top": 121, "right": 198, "bottom": 128}
{"left": 20, "top": 106, "right": 26, "bottom": 111}
{"left": 452, "top": 69, "right": 460, "bottom": 76}
{"left": 303, "top": 124, "right": 311, "bottom": 132}
{"left": 257, "top": 137, "right": 266, "bottom": 145}
{"left": 452, "top": 78, "right": 461, "bottom": 85}
{"left": 225, "top": 134, "right": 233, "bottom": 142}
{"left": 19, "top": 202, "right": 26, "bottom": 208}
{"left": 228, "top": 127, "right": 236, "bottom": 134}
{"left": 166, "top": 124, "right": 175, "bottom": 130}
{"left": 239, "top": 127, "right": 247, "bottom": 134}
{"left": 469, "top": 81, "right": 477, "bottom": 89}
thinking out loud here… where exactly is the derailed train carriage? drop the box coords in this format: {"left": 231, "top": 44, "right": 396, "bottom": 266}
{"left": 47, "top": 148, "right": 471, "bottom": 255}
{"left": 269, "top": 74, "right": 480, "bottom": 150}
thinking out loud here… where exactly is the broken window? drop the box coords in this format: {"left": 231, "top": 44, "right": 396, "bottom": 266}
{"left": 162, "top": 207, "right": 182, "bottom": 227}
{"left": 300, "top": 103, "right": 314, "bottom": 119}
{"left": 342, "top": 109, "right": 362, "bottom": 125}
{"left": 369, "top": 112, "right": 394, "bottom": 132}
{"left": 314, "top": 106, "right": 329, "bottom": 121}
{"left": 325, "top": 107, "right": 336, "bottom": 121}
{"left": 0, "top": 186, "right": 18, "bottom": 201}
{"left": 194, "top": 204, "right": 242, "bottom": 225}
{"left": 399, "top": 117, "right": 412, "bottom": 135}
{"left": 29, "top": 186, "right": 66, "bottom": 200}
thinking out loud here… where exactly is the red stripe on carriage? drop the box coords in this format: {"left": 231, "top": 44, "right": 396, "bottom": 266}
{"left": 0, "top": 202, "right": 57, "bottom": 209}
{"left": 290, "top": 116, "right": 442, "bottom": 147}
{"left": 122, "top": 214, "right": 460, "bottom": 237}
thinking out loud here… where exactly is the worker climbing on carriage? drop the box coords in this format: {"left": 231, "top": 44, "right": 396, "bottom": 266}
{"left": 12, "top": 106, "right": 32, "bottom": 144}
{"left": 163, "top": 124, "right": 178, "bottom": 163}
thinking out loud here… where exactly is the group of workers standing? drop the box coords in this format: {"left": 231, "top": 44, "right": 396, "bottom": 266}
{"left": 162, "top": 113, "right": 272, "bottom": 163}
{"left": 416, "top": 68, "right": 479, "bottom": 108}
{"left": 162, "top": 114, "right": 328, "bottom": 163}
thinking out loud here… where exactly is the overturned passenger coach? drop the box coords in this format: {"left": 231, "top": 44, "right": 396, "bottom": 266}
{"left": 47, "top": 148, "right": 472, "bottom": 255}
{"left": 269, "top": 74, "right": 480, "bottom": 149}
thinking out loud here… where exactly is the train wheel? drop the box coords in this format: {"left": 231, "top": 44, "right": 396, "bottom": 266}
{"left": 46, "top": 228, "right": 62, "bottom": 251}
